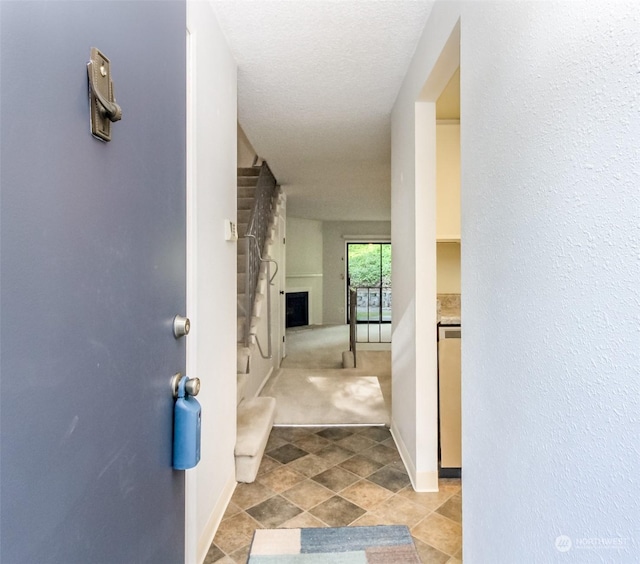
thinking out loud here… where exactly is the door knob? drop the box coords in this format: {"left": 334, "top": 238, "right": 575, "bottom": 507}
{"left": 171, "top": 373, "right": 200, "bottom": 398}
{"left": 173, "top": 315, "right": 190, "bottom": 338}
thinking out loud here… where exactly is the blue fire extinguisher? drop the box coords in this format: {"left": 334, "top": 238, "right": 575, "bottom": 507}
{"left": 172, "top": 374, "right": 201, "bottom": 470}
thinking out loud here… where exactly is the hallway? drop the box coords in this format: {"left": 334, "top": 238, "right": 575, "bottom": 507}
{"left": 206, "top": 426, "right": 462, "bottom": 563}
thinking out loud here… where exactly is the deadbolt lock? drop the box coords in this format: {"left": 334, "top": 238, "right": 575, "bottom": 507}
{"left": 173, "top": 315, "right": 191, "bottom": 339}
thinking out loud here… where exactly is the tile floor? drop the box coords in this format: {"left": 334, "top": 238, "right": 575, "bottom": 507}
{"left": 206, "top": 426, "right": 462, "bottom": 563}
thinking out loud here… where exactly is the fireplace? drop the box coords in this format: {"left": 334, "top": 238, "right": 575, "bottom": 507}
{"left": 286, "top": 292, "right": 309, "bottom": 328}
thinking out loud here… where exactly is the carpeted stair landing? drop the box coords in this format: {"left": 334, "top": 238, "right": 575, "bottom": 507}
{"left": 260, "top": 368, "right": 389, "bottom": 427}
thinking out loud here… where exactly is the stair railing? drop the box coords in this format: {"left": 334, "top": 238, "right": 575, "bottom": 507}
{"left": 244, "top": 162, "right": 279, "bottom": 356}
{"left": 349, "top": 285, "right": 392, "bottom": 344}
{"left": 349, "top": 287, "right": 357, "bottom": 367}
{"left": 245, "top": 234, "right": 278, "bottom": 358}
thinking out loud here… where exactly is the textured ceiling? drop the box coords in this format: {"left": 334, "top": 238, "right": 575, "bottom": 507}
{"left": 212, "top": 1, "right": 434, "bottom": 221}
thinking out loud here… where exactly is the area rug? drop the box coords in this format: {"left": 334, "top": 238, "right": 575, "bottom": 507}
{"left": 247, "top": 525, "right": 420, "bottom": 563}
{"left": 261, "top": 370, "right": 389, "bottom": 426}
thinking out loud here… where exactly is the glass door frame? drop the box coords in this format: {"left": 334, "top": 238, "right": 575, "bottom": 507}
{"left": 345, "top": 241, "right": 392, "bottom": 325}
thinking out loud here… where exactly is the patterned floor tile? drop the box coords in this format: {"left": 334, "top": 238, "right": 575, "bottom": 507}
{"left": 436, "top": 493, "right": 462, "bottom": 523}
{"left": 338, "top": 453, "right": 384, "bottom": 477}
{"left": 291, "top": 432, "right": 332, "bottom": 453}
{"left": 412, "top": 538, "right": 451, "bottom": 564}
{"left": 207, "top": 426, "right": 463, "bottom": 562}
{"left": 314, "top": 444, "right": 355, "bottom": 465}
{"left": 228, "top": 543, "right": 250, "bottom": 564}
{"left": 350, "top": 512, "right": 390, "bottom": 527}
{"left": 335, "top": 433, "right": 377, "bottom": 453}
{"left": 356, "top": 426, "right": 391, "bottom": 442}
{"left": 397, "top": 485, "right": 456, "bottom": 511}
{"left": 267, "top": 443, "right": 309, "bottom": 464}
{"left": 339, "top": 479, "right": 393, "bottom": 510}
{"left": 281, "top": 479, "right": 334, "bottom": 510}
{"left": 213, "top": 512, "right": 261, "bottom": 554}
{"left": 286, "top": 453, "right": 332, "bottom": 477}
{"left": 202, "top": 543, "right": 225, "bottom": 564}
{"left": 439, "top": 478, "right": 463, "bottom": 495}
{"left": 308, "top": 495, "right": 366, "bottom": 527}
{"left": 257, "top": 466, "right": 305, "bottom": 493}
{"left": 370, "top": 494, "right": 430, "bottom": 527}
{"left": 221, "top": 501, "right": 242, "bottom": 519}
{"left": 316, "top": 427, "right": 353, "bottom": 441}
{"left": 271, "top": 426, "right": 313, "bottom": 442}
{"left": 256, "top": 455, "right": 282, "bottom": 476}
{"left": 246, "top": 495, "right": 303, "bottom": 528}
{"left": 361, "top": 443, "right": 401, "bottom": 465}
{"left": 367, "top": 466, "right": 411, "bottom": 493}
{"left": 281, "top": 511, "right": 328, "bottom": 528}
{"left": 411, "top": 512, "right": 462, "bottom": 556}
{"left": 311, "top": 466, "right": 360, "bottom": 492}
{"left": 264, "top": 434, "right": 288, "bottom": 452}
{"left": 231, "top": 482, "right": 276, "bottom": 510}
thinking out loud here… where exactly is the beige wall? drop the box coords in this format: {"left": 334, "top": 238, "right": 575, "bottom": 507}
{"left": 322, "top": 221, "right": 391, "bottom": 325}
{"left": 436, "top": 122, "right": 460, "bottom": 241}
{"left": 437, "top": 242, "right": 461, "bottom": 293}
{"left": 285, "top": 217, "right": 323, "bottom": 325}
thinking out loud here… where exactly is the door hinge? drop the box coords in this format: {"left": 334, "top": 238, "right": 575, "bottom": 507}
{"left": 283, "top": 237, "right": 286, "bottom": 245}
{"left": 283, "top": 336, "right": 286, "bottom": 342}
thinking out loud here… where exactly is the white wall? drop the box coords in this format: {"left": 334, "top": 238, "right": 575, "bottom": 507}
{"left": 186, "top": 3, "right": 238, "bottom": 562}
{"left": 394, "top": 1, "right": 640, "bottom": 561}
{"left": 322, "top": 221, "right": 391, "bottom": 325}
{"left": 391, "top": 3, "right": 460, "bottom": 492}
{"left": 285, "top": 217, "right": 323, "bottom": 325}
{"left": 237, "top": 124, "right": 256, "bottom": 168}
{"left": 461, "top": 3, "right": 640, "bottom": 560}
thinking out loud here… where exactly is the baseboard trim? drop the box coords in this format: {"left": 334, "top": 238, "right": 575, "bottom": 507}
{"left": 197, "top": 475, "right": 237, "bottom": 564}
{"left": 414, "top": 469, "right": 439, "bottom": 492}
{"left": 390, "top": 421, "right": 416, "bottom": 486}
{"left": 255, "top": 366, "right": 274, "bottom": 397}
{"left": 390, "top": 420, "right": 438, "bottom": 493}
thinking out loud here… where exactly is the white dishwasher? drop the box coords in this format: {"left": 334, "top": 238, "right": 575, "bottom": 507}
{"left": 438, "top": 323, "right": 461, "bottom": 474}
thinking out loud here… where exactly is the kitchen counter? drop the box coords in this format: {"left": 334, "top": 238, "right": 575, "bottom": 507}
{"left": 437, "top": 293, "right": 461, "bottom": 325}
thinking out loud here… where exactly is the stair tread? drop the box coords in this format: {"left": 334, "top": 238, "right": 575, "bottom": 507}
{"left": 238, "top": 197, "right": 254, "bottom": 210}
{"left": 238, "top": 167, "right": 260, "bottom": 177}
{"left": 238, "top": 186, "right": 256, "bottom": 197}
{"left": 236, "top": 397, "right": 276, "bottom": 456}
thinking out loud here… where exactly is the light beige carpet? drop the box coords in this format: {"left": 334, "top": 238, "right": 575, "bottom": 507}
{"left": 261, "top": 368, "right": 389, "bottom": 426}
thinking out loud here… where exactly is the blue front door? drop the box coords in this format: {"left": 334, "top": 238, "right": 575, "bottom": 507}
{"left": 1, "top": 2, "right": 187, "bottom": 562}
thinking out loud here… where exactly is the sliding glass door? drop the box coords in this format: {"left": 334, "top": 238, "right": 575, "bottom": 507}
{"left": 346, "top": 243, "right": 391, "bottom": 324}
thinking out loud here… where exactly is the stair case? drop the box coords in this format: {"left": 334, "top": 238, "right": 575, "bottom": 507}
{"left": 235, "top": 163, "right": 281, "bottom": 483}
{"left": 237, "top": 166, "right": 260, "bottom": 375}
{"left": 235, "top": 373, "right": 275, "bottom": 483}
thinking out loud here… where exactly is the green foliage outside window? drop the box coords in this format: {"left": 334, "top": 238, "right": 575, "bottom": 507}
{"left": 348, "top": 243, "right": 391, "bottom": 287}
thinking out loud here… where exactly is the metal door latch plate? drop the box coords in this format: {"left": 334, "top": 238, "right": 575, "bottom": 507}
{"left": 87, "top": 47, "right": 122, "bottom": 142}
